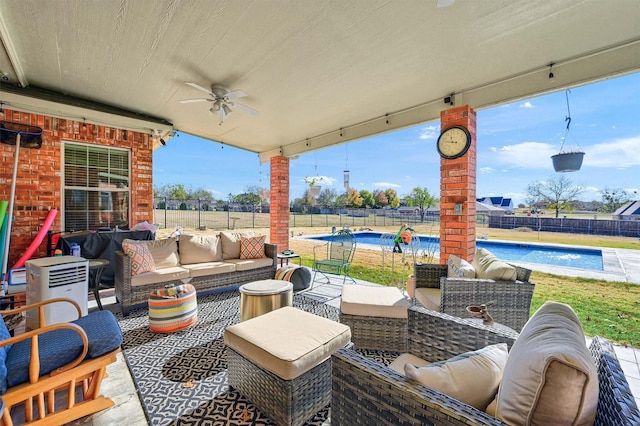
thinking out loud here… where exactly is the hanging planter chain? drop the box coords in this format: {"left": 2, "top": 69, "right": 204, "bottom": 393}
{"left": 551, "top": 90, "right": 585, "bottom": 172}
{"left": 559, "top": 90, "right": 583, "bottom": 154}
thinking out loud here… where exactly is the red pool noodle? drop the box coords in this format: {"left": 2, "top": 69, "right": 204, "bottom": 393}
{"left": 11, "top": 208, "right": 58, "bottom": 269}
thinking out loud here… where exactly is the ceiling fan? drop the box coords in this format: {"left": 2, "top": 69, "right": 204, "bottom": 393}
{"left": 180, "top": 83, "right": 258, "bottom": 125}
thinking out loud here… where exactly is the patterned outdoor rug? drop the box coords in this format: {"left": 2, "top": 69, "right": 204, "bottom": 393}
{"left": 117, "top": 288, "right": 396, "bottom": 425}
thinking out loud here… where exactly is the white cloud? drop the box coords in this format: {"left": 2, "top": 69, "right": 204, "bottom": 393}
{"left": 373, "top": 182, "right": 401, "bottom": 188}
{"left": 485, "top": 141, "right": 557, "bottom": 169}
{"left": 582, "top": 136, "right": 640, "bottom": 168}
{"left": 479, "top": 167, "right": 494, "bottom": 174}
{"left": 519, "top": 101, "right": 534, "bottom": 108}
{"left": 418, "top": 125, "right": 439, "bottom": 140}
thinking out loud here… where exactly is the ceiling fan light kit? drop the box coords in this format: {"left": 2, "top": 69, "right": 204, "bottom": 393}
{"left": 180, "top": 83, "right": 258, "bottom": 125}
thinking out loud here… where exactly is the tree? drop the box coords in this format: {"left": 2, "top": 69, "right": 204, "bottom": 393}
{"left": 191, "top": 188, "right": 214, "bottom": 201}
{"left": 232, "top": 185, "right": 262, "bottom": 209}
{"left": 526, "top": 175, "right": 583, "bottom": 218}
{"left": 346, "top": 188, "right": 363, "bottom": 208}
{"left": 359, "top": 190, "right": 375, "bottom": 208}
{"left": 599, "top": 187, "right": 630, "bottom": 213}
{"left": 385, "top": 189, "right": 401, "bottom": 208}
{"left": 373, "top": 189, "right": 388, "bottom": 208}
{"left": 316, "top": 188, "right": 337, "bottom": 208}
{"left": 403, "top": 187, "right": 437, "bottom": 222}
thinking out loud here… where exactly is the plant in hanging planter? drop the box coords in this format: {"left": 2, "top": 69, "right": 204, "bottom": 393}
{"left": 304, "top": 176, "right": 322, "bottom": 197}
{"left": 551, "top": 90, "right": 585, "bottom": 173}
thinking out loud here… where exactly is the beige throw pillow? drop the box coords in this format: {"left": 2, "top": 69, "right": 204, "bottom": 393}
{"left": 145, "top": 237, "right": 179, "bottom": 268}
{"left": 178, "top": 233, "right": 223, "bottom": 264}
{"left": 220, "top": 231, "right": 255, "bottom": 259}
{"left": 447, "top": 254, "right": 476, "bottom": 278}
{"left": 472, "top": 248, "right": 517, "bottom": 281}
{"left": 404, "top": 343, "right": 508, "bottom": 410}
{"left": 495, "top": 301, "right": 598, "bottom": 426}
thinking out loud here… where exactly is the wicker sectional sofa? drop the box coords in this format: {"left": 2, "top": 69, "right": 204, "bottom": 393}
{"left": 332, "top": 305, "right": 640, "bottom": 426}
{"left": 114, "top": 232, "right": 276, "bottom": 315}
{"left": 414, "top": 261, "right": 535, "bottom": 332}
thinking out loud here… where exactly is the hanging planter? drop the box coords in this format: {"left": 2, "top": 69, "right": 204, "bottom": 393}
{"left": 551, "top": 90, "right": 585, "bottom": 173}
{"left": 308, "top": 185, "right": 321, "bottom": 197}
{"left": 552, "top": 151, "right": 584, "bottom": 172}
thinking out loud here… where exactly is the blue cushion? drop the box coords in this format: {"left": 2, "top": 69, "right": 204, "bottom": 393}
{"left": 0, "top": 319, "right": 12, "bottom": 395}
{"left": 6, "top": 310, "right": 122, "bottom": 389}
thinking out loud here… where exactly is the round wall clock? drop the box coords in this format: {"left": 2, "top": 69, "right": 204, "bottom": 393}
{"left": 437, "top": 125, "right": 471, "bottom": 159}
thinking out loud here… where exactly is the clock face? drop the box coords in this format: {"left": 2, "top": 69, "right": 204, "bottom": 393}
{"left": 437, "top": 125, "right": 471, "bottom": 159}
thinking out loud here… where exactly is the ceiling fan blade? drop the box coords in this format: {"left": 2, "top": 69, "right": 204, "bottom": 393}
{"left": 179, "top": 98, "right": 212, "bottom": 103}
{"left": 185, "top": 82, "right": 214, "bottom": 96}
{"left": 231, "top": 102, "right": 258, "bottom": 115}
{"left": 225, "top": 89, "right": 247, "bottom": 99}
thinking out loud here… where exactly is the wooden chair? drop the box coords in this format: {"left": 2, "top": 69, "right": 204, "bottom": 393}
{"left": 0, "top": 298, "right": 122, "bottom": 425}
{"left": 311, "top": 229, "right": 357, "bottom": 287}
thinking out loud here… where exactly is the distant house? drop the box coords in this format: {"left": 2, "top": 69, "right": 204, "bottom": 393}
{"left": 477, "top": 196, "right": 514, "bottom": 214}
{"left": 613, "top": 201, "right": 640, "bottom": 220}
{"left": 475, "top": 201, "right": 507, "bottom": 216}
{"left": 397, "top": 206, "right": 421, "bottom": 216}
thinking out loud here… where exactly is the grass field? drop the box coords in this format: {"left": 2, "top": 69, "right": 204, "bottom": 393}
{"left": 157, "top": 223, "right": 640, "bottom": 347}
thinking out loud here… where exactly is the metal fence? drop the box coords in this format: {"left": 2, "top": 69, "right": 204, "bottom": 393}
{"left": 153, "top": 198, "right": 638, "bottom": 237}
{"left": 488, "top": 215, "right": 640, "bottom": 237}
{"left": 152, "top": 198, "right": 442, "bottom": 230}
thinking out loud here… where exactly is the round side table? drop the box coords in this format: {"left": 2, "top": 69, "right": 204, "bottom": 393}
{"left": 239, "top": 279, "right": 293, "bottom": 321}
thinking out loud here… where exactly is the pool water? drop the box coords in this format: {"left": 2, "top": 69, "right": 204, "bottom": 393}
{"left": 308, "top": 232, "right": 603, "bottom": 271}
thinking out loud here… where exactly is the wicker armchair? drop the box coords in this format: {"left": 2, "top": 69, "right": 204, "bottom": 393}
{"left": 331, "top": 305, "right": 640, "bottom": 426}
{"left": 414, "top": 262, "right": 535, "bottom": 332}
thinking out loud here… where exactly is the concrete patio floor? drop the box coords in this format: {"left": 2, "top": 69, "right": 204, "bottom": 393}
{"left": 73, "top": 247, "right": 640, "bottom": 425}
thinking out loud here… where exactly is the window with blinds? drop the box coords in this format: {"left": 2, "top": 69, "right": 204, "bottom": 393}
{"left": 63, "top": 143, "right": 130, "bottom": 231}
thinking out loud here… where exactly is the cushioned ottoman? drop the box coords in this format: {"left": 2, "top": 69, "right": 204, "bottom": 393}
{"left": 224, "top": 306, "right": 351, "bottom": 426}
{"left": 340, "top": 284, "right": 412, "bottom": 352}
{"left": 275, "top": 264, "right": 312, "bottom": 291}
{"left": 148, "top": 283, "right": 198, "bottom": 333}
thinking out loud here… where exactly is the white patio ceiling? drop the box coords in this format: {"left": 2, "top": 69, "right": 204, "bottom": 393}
{"left": 1, "top": 0, "right": 639, "bottom": 161}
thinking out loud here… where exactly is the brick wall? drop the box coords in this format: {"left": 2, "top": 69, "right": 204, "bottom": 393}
{"left": 269, "top": 156, "right": 289, "bottom": 251}
{"left": 0, "top": 109, "right": 153, "bottom": 266}
{"left": 439, "top": 105, "right": 477, "bottom": 263}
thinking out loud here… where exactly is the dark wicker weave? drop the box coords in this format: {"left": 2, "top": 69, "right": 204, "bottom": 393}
{"left": 332, "top": 306, "right": 640, "bottom": 426}
{"left": 114, "top": 243, "right": 277, "bottom": 315}
{"left": 340, "top": 313, "right": 407, "bottom": 352}
{"left": 590, "top": 336, "right": 640, "bottom": 426}
{"left": 414, "top": 262, "right": 535, "bottom": 332}
{"left": 227, "top": 347, "right": 332, "bottom": 426}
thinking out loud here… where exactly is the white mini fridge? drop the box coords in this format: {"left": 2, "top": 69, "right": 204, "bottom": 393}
{"left": 26, "top": 256, "right": 89, "bottom": 329}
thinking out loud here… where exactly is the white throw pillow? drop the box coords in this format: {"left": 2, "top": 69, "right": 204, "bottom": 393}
{"left": 472, "top": 248, "right": 517, "bottom": 281}
{"left": 447, "top": 254, "right": 476, "bottom": 278}
{"left": 404, "top": 343, "right": 508, "bottom": 410}
{"left": 495, "top": 301, "right": 598, "bottom": 426}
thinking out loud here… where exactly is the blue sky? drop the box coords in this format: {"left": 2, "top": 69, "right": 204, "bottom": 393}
{"left": 154, "top": 72, "right": 640, "bottom": 206}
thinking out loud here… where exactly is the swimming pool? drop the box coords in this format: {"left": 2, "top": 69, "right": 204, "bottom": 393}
{"left": 307, "top": 232, "right": 604, "bottom": 271}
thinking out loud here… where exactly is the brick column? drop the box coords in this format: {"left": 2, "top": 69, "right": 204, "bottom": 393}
{"left": 270, "top": 156, "right": 290, "bottom": 251}
{"left": 439, "top": 105, "right": 476, "bottom": 263}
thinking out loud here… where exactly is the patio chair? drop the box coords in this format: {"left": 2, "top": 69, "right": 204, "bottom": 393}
{"left": 413, "top": 262, "right": 534, "bottom": 332}
{"left": 332, "top": 305, "right": 640, "bottom": 426}
{"left": 311, "top": 229, "right": 356, "bottom": 287}
{"left": 0, "top": 298, "right": 123, "bottom": 425}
